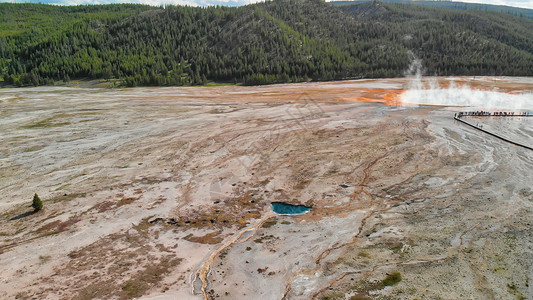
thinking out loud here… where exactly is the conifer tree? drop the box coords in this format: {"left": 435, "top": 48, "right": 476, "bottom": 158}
{"left": 32, "top": 193, "right": 43, "bottom": 212}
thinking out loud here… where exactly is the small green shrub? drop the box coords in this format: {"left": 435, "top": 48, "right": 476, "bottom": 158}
{"left": 32, "top": 193, "right": 43, "bottom": 212}
{"left": 382, "top": 272, "right": 402, "bottom": 287}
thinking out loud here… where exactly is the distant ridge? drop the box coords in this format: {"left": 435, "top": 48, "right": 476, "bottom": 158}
{"left": 330, "top": 0, "right": 533, "bottom": 19}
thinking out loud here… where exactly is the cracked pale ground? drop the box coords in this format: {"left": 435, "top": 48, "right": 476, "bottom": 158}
{"left": 0, "top": 77, "right": 532, "bottom": 300}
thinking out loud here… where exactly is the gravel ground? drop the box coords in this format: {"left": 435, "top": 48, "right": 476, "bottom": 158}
{"left": 0, "top": 77, "right": 532, "bottom": 300}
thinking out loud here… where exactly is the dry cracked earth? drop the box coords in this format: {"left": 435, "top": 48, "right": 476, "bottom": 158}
{"left": 0, "top": 77, "right": 532, "bottom": 300}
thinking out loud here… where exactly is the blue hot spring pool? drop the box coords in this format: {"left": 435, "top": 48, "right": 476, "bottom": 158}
{"left": 271, "top": 202, "right": 312, "bottom": 215}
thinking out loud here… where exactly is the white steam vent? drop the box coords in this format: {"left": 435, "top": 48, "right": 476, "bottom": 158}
{"left": 401, "top": 78, "right": 533, "bottom": 110}
{"left": 400, "top": 54, "right": 533, "bottom": 110}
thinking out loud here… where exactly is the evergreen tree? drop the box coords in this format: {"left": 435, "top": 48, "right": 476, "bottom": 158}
{"left": 32, "top": 193, "right": 43, "bottom": 212}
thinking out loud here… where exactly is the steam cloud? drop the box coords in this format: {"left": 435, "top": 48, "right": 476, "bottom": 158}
{"left": 400, "top": 54, "right": 533, "bottom": 110}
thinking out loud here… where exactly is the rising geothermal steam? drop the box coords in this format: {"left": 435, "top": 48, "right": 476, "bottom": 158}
{"left": 400, "top": 55, "right": 533, "bottom": 110}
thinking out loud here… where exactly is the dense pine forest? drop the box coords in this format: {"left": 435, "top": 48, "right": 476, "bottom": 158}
{"left": 1, "top": 0, "right": 533, "bottom": 87}
{"left": 332, "top": 0, "right": 533, "bottom": 19}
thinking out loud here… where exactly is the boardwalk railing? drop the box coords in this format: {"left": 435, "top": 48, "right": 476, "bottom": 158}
{"left": 454, "top": 111, "right": 533, "bottom": 151}
{"left": 455, "top": 111, "right": 531, "bottom": 118}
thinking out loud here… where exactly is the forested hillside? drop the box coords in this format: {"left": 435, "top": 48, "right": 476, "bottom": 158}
{"left": 332, "top": 0, "right": 533, "bottom": 19}
{"left": 1, "top": 0, "right": 533, "bottom": 87}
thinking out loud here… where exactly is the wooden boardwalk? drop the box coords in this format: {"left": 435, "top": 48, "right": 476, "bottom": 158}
{"left": 454, "top": 111, "right": 533, "bottom": 151}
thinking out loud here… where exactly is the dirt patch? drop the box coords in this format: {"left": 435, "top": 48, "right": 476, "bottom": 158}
{"left": 41, "top": 226, "right": 181, "bottom": 299}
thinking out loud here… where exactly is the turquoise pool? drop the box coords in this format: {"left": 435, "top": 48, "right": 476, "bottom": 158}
{"left": 271, "top": 202, "right": 312, "bottom": 215}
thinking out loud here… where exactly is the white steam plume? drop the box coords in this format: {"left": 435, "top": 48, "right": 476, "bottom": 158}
{"left": 400, "top": 55, "right": 533, "bottom": 110}
{"left": 404, "top": 50, "right": 424, "bottom": 90}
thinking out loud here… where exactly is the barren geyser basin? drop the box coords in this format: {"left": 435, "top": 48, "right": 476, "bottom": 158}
{"left": 1, "top": 77, "right": 533, "bottom": 300}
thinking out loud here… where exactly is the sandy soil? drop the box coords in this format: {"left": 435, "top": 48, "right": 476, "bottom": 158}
{"left": 0, "top": 77, "right": 532, "bottom": 300}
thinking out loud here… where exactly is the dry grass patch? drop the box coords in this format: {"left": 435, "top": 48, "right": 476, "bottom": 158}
{"left": 262, "top": 219, "right": 277, "bottom": 228}
{"left": 35, "top": 216, "right": 81, "bottom": 236}
{"left": 183, "top": 231, "right": 224, "bottom": 244}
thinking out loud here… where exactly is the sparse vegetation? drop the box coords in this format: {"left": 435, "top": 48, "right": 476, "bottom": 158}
{"left": 358, "top": 251, "right": 370, "bottom": 258}
{"left": 117, "top": 196, "right": 138, "bottom": 206}
{"left": 120, "top": 257, "right": 182, "bottom": 298}
{"left": 183, "top": 231, "right": 223, "bottom": 244}
{"left": 38, "top": 255, "right": 51, "bottom": 264}
{"left": 507, "top": 283, "right": 526, "bottom": 300}
{"left": 36, "top": 217, "right": 81, "bottom": 236}
{"left": 382, "top": 271, "right": 402, "bottom": 287}
{"left": 321, "top": 292, "right": 345, "bottom": 300}
{"left": 389, "top": 242, "right": 404, "bottom": 254}
{"left": 254, "top": 234, "right": 276, "bottom": 243}
{"left": 261, "top": 219, "right": 277, "bottom": 228}
{"left": 294, "top": 180, "right": 311, "bottom": 190}
{"left": 338, "top": 271, "right": 403, "bottom": 300}
{"left": 64, "top": 230, "right": 182, "bottom": 299}
{"left": 349, "top": 295, "right": 372, "bottom": 300}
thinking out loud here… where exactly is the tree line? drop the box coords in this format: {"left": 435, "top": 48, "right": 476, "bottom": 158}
{"left": 1, "top": 0, "right": 532, "bottom": 87}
